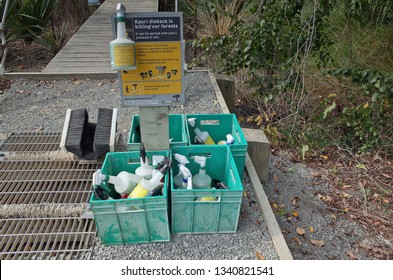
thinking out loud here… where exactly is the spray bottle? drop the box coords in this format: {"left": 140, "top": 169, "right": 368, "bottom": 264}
{"left": 217, "top": 134, "right": 235, "bottom": 145}
{"left": 187, "top": 118, "right": 215, "bottom": 145}
{"left": 129, "top": 163, "right": 170, "bottom": 198}
{"left": 192, "top": 156, "right": 212, "bottom": 189}
{"left": 173, "top": 153, "right": 189, "bottom": 189}
{"left": 93, "top": 169, "right": 142, "bottom": 196}
{"left": 109, "top": 4, "right": 137, "bottom": 71}
{"left": 179, "top": 165, "right": 192, "bottom": 189}
{"left": 135, "top": 143, "right": 153, "bottom": 179}
{"left": 152, "top": 155, "right": 165, "bottom": 177}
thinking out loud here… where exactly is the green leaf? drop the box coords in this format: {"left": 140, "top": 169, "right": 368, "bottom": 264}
{"left": 356, "top": 164, "right": 367, "bottom": 170}
{"left": 301, "top": 145, "right": 309, "bottom": 160}
{"left": 323, "top": 102, "right": 336, "bottom": 119}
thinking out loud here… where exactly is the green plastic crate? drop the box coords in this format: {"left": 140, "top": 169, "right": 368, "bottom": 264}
{"left": 128, "top": 114, "right": 188, "bottom": 150}
{"left": 170, "top": 145, "right": 243, "bottom": 234}
{"left": 90, "top": 151, "right": 170, "bottom": 245}
{"left": 186, "top": 114, "right": 248, "bottom": 176}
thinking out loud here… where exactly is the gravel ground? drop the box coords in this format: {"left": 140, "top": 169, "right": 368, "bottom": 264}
{"left": 0, "top": 71, "right": 279, "bottom": 260}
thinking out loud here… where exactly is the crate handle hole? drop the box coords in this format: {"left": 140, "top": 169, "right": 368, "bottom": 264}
{"left": 128, "top": 158, "right": 140, "bottom": 164}
{"left": 200, "top": 120, "right": 220, "bottom": 125}
{"left": 188, "top": 152, "right": 211, "bottom": 158}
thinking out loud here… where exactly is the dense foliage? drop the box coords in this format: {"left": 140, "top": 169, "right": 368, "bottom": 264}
{"left": 183, "top": 0, "right": 393, "bottom": 157}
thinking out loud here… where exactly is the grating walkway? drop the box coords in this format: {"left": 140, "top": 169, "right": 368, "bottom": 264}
{"left": 0, "top": 217, "right": 96, "bottom": 260}
{"left": 0, "top": 160, "right": 101, "bottom": 204}
{"left": 0, "top": 132, "right": 62, "bottom": 153}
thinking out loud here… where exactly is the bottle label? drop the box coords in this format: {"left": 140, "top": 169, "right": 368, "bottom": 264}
{"left": 128, "top": 183, "right": 149, "bottom": 198}
{"left": 113, "top": 44, "right": 136, "bottom": 67}
{"left": 204, "top": 135, "right": 215, "bottom": 145}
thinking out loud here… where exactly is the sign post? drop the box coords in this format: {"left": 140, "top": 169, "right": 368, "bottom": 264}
{"left": 112, "top": 12, "right": 184, "bottom": 150}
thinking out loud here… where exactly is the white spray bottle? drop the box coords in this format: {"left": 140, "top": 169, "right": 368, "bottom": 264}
{"left": 173, "top": 153, "right": 189, "bottom": 189}
{"left": 179, "top": 165, "right": 192, "bottom": 189}
{"left": 135, "top": 143, "right": 153, "bottom": 179}
{"left": 93, "top": 169, "right": 142, "bottom": 196}
{"left": 187, "top": 118, "right": 215, "bottom": 145}
{"left": 152, "top": 155, "right": 165, "bottom": 177}
{"left": 110, "top": 4, "right": 137, "bottom": 71}
{"left": 192, "top": 156, "right": 212, "bottom": 189}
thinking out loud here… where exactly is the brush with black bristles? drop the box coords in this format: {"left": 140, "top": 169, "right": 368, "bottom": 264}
{"left": 60, "top": 108, "right": 91, "bottom": 158}
{"left": 93, "top": 108, "right": 118, "bottom": 158}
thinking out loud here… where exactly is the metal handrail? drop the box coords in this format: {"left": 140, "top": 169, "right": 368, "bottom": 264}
{"left": 0, "top": 0, "right": 10, "bottom": 75}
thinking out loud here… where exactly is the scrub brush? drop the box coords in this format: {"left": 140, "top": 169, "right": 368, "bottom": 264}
{"left": 60, "top": 108, "right": 94, "bottom": 158}
{"left": 93, "top": 108, "right": 118, "bottom": 158}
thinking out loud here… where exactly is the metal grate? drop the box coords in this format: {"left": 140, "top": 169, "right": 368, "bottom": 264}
{"left": 0, "top": 132, "right": 62, "bottom": 153}
{"left": 0, "top": 217, "right": 96, "bottom": 260}
{"left": 0, "top": 160, "right": 101, "bottom": 204}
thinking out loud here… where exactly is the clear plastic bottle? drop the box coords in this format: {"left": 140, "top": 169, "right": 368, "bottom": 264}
{"left": 179, "top": 165, "right": 192, "bottom": 189}
{"left": 192, "top": 156, "right": 212, "bottom": 189}
{"left": 152, "top": 155, "right": 165, "bottom": 177}
{"left": 173, "top": 153, "right": 189, "bottom": 189}
{"left": 109, "top": 4, "right": 137, "bottom": 71}
{"left": 135, "top": 143, "right": 153, "bottom": 179}
{"left": 129, "top": 163, "right": 170, "bottom": 198}
{"left": 187, "top": 118, "right": 215, "bottom": 145}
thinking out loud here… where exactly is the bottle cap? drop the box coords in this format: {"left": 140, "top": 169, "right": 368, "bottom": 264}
{"left": 194, "top": 156, "right": 206, "bottom": 168}
{"left": 174, "top": 153, "right": 189, "bottom": 165}
{"left": 187, "top": 118, "right": 196, "bottom": 128}
{"left": 140, "top": 142, "right": 147, "bottom": 164}
{"left": 226, "top": 134, "right": 235, "bottom": 145}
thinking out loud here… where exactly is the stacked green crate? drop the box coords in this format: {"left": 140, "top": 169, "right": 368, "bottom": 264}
{"left": 128, "top": 114, "right": 188, "bottom": 150}
{"left": 90, "top": 150, "right": 170, "bottom": 245}
{"left": 170, "top": 145, "right": 243, "bottom": 234}
{"left": 186, "top": 114, "right": 247, "bottom": 176}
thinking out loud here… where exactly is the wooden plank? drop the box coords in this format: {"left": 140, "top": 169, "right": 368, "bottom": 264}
{"left": 38, "top": 0, "right": 159, "bottom": 78}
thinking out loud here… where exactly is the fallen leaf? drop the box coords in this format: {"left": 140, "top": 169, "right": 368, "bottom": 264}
{"left": 294, "top": 236, "right": 302, "bottom": 246}
{"left": 272, "top": 174, "right": 279, "bottom": 182}
{"left": 347, "top": 250, "right": 358, "bottom": 260}
{"left": 256, "top": 219, "right": 262, "bottom": 226}
{"left": 310, "top": 239, "right": 325, "bottom": 247}
{"left": 356, "top": 164, "right": 367, "bottom": 170}
{"left": 320, "top": 155, "right": 328, "bottom": 160}
{"left": 309, "top": 226, "right": 314, "bottom": 233}
{"left": 255, "top": 251, "right": 265, "bottom": 260}
{"left": 277, "top": 208, "right": 286, "bottom": 216}
{"left": 341, "top": 192, "right": 351, "bottom": 198}
{"left": 272, "top": 202, "right": 278, "bottom": 209}
{"left": 243, "top": 191, "right": 248, "bottom": 198}
{"left": 73, "top": 80, "right": 82, "bottom": 85}
{"left": 237, "top": 116, "right": 245, "bottom": 123}
{"left": 247, "top": 116, "right": 254, "bottom": 123}
{"left": 288, "top": 167, "right": 296, "bottom": 173}
{"left": 296, "top": 227, "right": 305, "bottom": 236}
{"left": 310, "top": 171, "right": 322, "bottom": 177}
{"left": 254, "top": 115, "right": 263, "bottom": 126}
{"left": 292, "top": 210, "right": 299, "bottom": 217}
{"left": 342, "top": 185, "right": 352, "bottom": 189}
{"left": 292, "top": 196, "right": 300, "bottom": 206}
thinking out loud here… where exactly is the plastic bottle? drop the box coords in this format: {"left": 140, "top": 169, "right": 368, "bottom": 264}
{"left": 192, "top": 156, "right": 212, "bottom": 189}
{"left": 109, "top": 4, "right": 137, "bottom": 71}
{"left": 135, "top": 143, "right": 153, "bottom": 179}
{"left": 187, "top": 118, "right": 215, "bottom": 145}
{"left": 129, "top": 163, "right": 170, "bottom": 198}
{"left": 179, "top": 165, "right": 192, "bottom": 189}
{"left": 173, "top": 153, "right": 189, "bottom": 189}
{"left": 93, "top": 185, "right": 114, "bottom": 200}
{"left": 217, "top": 134, "right": 235, "bottom": 145}
{"left": 93, "top": 169, "right": 141, "bottom": 196}
{"left": 152, "top": 155, "right": 165, "bottom": 177}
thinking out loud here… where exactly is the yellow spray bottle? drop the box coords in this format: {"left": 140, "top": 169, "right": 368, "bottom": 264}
{"left": 110, "top": 4, "right": 136, "bottom": 71}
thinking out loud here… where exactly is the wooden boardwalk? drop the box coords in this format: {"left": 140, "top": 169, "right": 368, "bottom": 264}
{"left": 6, "top": 0, "right": 158, "bottom": 79}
